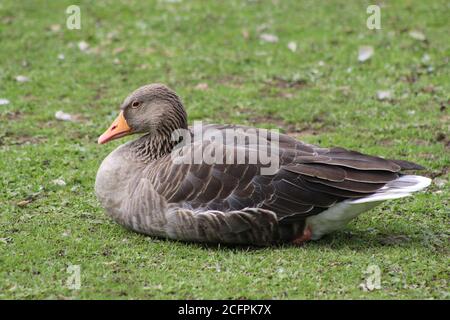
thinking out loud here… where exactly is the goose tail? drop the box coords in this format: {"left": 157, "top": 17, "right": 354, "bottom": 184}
{"left": 350, "top": 175, "right": 432, "bottom": 204}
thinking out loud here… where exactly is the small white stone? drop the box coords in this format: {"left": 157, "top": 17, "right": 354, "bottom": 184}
{"left": 421, "top": 54, "right": 430, "bottom": 63}
{"left": 78, "top": 41, "right": 89, "bottom": 51}
{"left": 50, "top": 24, "right": 61, "bottom": 32}
{"left": 377, "top": 90, "right": 392, "bottom": 101}
{"left": 15, "top": 75, "right": 30, "bottom": 83}
{"left": 409, "top": 30, "right": 426, "bottom": 41}
{"left": 287, "top": 41, "right": 297, "bottom": 52}
{"left": 52, "top": 179, "right": 66, "bottom": 186}
{"left": 0, "top": 98, "right": 10, "bottom": 105}
{"left": 358, "top": 46, "right": 374, "bottom": 62}
{"left": 57, "top": 53, "right": 65, "bottom": 60}
{"left": 55, "top": 110, "right": 73, "bottom": 121}
{"left": 195, "top": 83, "right": 209, "bottom": 91}
{"left": 260, "top": 33, "right": 279, "bottom": 43}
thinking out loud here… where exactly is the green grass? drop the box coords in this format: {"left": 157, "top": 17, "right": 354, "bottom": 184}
{"left": 0, "top": 0, "right": 449, "bottom": 299}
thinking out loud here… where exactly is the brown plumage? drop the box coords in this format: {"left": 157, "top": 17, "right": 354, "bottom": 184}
{"left": 95, "top": 84, "right": 431, "bottom": 246}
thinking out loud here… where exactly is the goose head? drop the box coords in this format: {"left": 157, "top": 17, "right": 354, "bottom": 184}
{"left": 98, "top": 83, "right": 188, "bottom": 144}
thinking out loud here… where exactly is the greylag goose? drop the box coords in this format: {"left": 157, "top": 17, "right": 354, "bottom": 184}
{"left": 95, "top": 84, "right": 431, "bottom": 246}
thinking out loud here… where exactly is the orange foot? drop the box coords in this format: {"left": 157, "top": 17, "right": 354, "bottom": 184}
{"left": 291, "top": 225, "right": 312, "bottom": 246}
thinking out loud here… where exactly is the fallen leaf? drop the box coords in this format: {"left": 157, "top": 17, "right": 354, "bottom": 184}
{"left": 256, "top": 23, "right": 269, "bottom": 32}
{"left": 195, "top": 83, "right": 209, "bottom": 91}
{"left": 376, "top": 90, "right": 392, "bottom": 101}
{"left": 106, "top": 31, "right": 119, "bottom": 40}
{"left": 55, "top": 110, "right": 73, "bottom": 121}
{"left": 338, "top": 86, "right": 351, "bottom": 96}
{"left": 113, "top": 47, "right": 125, "bottom": 55}
{"left": 421, "top": 54, "right": 431, "bottom": 63}
{"left": 422, "top": 85, "right": 436, "bottom": 93}
{"left": 409, "top": 30, "right": 426, "bottom": 41}
{"left": 50, "top": 24, "right": 61, "bottom": 32}
{"left": 15, "top": 75, "right": 30, "bottom": 83}
{"left": 358, "top": 46, "right": 374, "bottom": 62}
{"left": 287, "top": 41, "right": 297, "bottom": 52}
{"left": 260, "top": 33, "right": 279, "bottom": 43}
{"left": 52, "top": 178, "right": 66, "bottom": 186}
{"left": 78, "top": 41, "right": 89, "bottom": 52}
{"left": 0, "top": 98, "right": 10, "bottom": 105}
{"left": 17, "top": 199, "right": 32, "bottom": 207}
{"left": 241, "top": 29, "right": 250, "bottom": 40}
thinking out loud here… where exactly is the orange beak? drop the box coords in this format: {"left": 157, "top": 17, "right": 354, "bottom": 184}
{"left": 98, "top": 111, "right": 132, "bottom": 144}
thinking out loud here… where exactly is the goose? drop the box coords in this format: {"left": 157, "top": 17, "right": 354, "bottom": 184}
{"left": 95, "top": 83, "right": 431, "bottom": 246}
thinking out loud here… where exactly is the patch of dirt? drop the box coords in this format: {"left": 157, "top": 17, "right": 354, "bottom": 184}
{"left": 378, "top": 139, "right": 395, "bottom": 146}
{"left": 400, "top": 73, "right": 419, "bottom": 84}
{"left": 412, "top": 139, "right": 429, "bottom": 146}
{"left": 215, "top": 75, "right": 245, "bottom": 88}
{"left": 259, "top": 76, "right": 308, "bottom": 99}
{"left": 435, "top": 132, "right": 450, "bottom": 151}
{"left": 439, "top": 113, "right": 449, "bottom": 124}
{"left": 2, "top": 16, "right": 15, "bottom": 25}
{"left": 23, "top": 94, "right": 38, "bottom": 101}
{"left": 0, "top": 132, "right": 47, "bottom": 146}
{"left": 93, "top": 85, "right": 108, "bottom": 101}
{"left": 15, "top": 191, "right": 42, "bottom": 208}
{"left": 0, "top": 111, "right": 24, "bottom": 121}
{"left": 242, "top": 110, "right": 329, "bottom": 137}
{"left": 379, "top": 235, "right": 411, "bottom": 246}
{"left": 428, "top": 166, "right": 449, "bottom": 179}
{"left": 421, "top": 85, "right": 437, "bottom": 94}
{"left": 265, "top": 76, "right": 307, "bottom": 89}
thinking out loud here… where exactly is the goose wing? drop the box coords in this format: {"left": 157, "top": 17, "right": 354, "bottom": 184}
{"left": 147, "top": 125, "right": 422, "bottom": 222}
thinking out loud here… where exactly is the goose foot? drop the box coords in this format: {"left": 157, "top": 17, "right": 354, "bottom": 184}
{"left": 291, "top": 225, "right": 312, "bottom": 246}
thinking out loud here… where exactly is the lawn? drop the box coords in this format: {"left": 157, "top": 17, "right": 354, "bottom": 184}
{"left": 0, "top": 0, "right": 449, "bottom": 299}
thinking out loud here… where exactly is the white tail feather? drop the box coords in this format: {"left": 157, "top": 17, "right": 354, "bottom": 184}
{"left": 307, "top": 175, "right": 431, "bottom": 239}
{"left": 350, "top": 175, "right": 431, "bottom": 204}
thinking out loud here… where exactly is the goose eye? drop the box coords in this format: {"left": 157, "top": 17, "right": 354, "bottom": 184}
{"left": 131, "top": 101, "right": 141, "bottom": 108}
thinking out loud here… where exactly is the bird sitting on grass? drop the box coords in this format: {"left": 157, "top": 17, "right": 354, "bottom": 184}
{"left": 95, "top": 83, "right": 431, "bottom": 246}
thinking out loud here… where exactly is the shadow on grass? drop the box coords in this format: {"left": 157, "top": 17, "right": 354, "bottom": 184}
{"left": 129, "top": 227, "right": 430, "bottom": 252}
